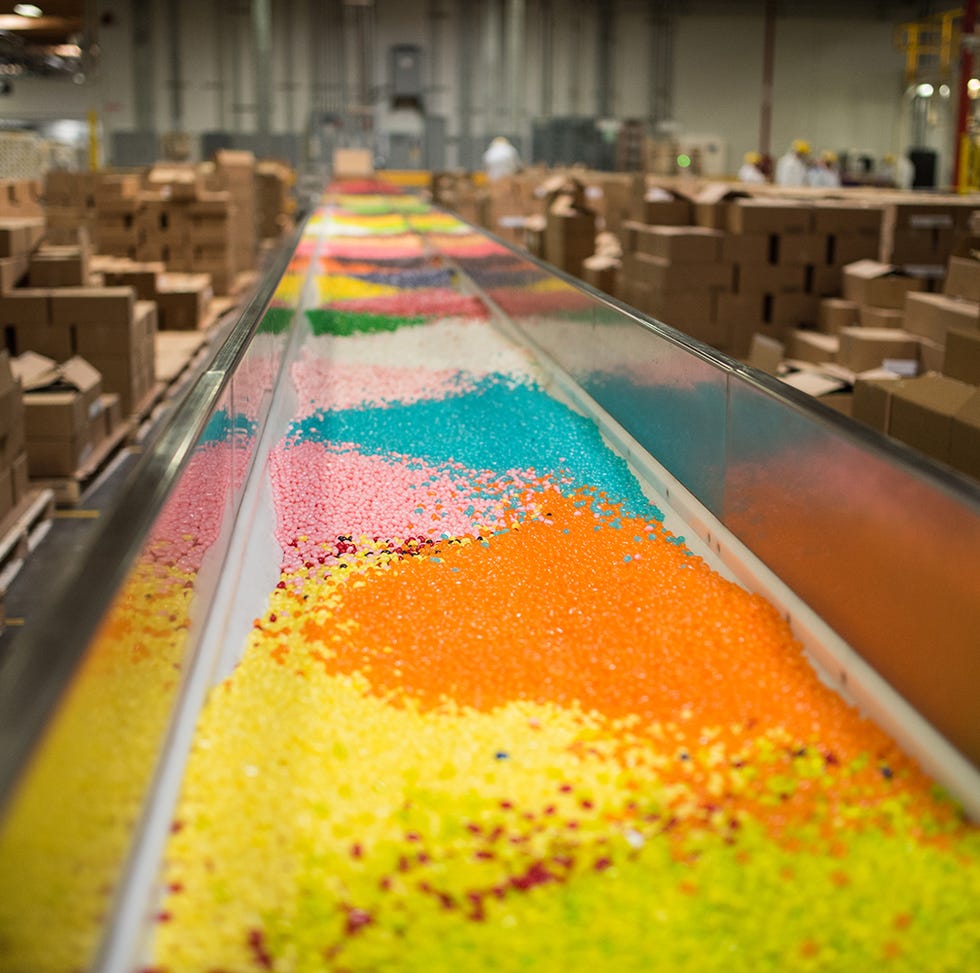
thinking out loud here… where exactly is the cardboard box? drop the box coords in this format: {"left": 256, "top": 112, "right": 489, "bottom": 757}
{"left": 842, "top": 260, "right": 926, "bottom": 309}
{"left": 811, "top": 202, "right": 884, "bottom": 234}
{"left": 950, "top": 390, "right": 980, "bottom": 479}
{"left": 624, "top": 223, "right": 723, "bottom": 262}
{"left": 837, "top": 327, "right": 921, "bottom": 373}
{"left": 721, "top": 233, "right": 770, "bottom": 264}
{"left": 717, "top": 292, "right": 764, "bottom": 329}
{"left": 0, "top": 217, "right": 45, "bottom": 258}
{"left": 0, "top": 349, "right": 24, "bottom": 468}
{"left": 767, "top": 292, "right": 819, "bottom": 328}
{"left": 944, "top": 256, "right": 980, "bottom": 303}
{"left": 11, "top": 449, "right": 28, "bottom": 502}
{"left": 890, "top": 226, "right": 953, "bottom": 264}
{"left": 332, "top": 148, "right": 374, "bottom": 180}
{"left": 829, "top": 234, "right": 882, "bottom": 266}
{"left": 638, "top": 196, "right": 692, "bottom": 226}
{"left": 28, "top": 246, "right": 89, "bottom": 287}
{"left": 788, "top": 329, "right": 839, "bottom": 364}
{"left": 727, "top": 199, "right": 813, "bottom": 235}
{"left": 0, "top": 289, "right": 50, "bottom": 327}
{"left": 888, "top": 373, "right": 977, "bottom": 464}
{"left": 545, "top": 209, "right": 596, "bottom": 278}
{"left": 919, "top": 337, "right": 945, "bottom": 373}
{"left": 0, "top": 461, "right": 13, "bottom": 520}
{"left": 156, "top": 273, "right": 213, "bottom": 330}
{"left": 47, "top": 287, "right": 136, "bottom": 329}
{"left": 622, "top": 252, "right": 732, "bottom": 292}
{"left": 809, "top": 265, "right": 843, "bottom": 297}
{"left": 102, "top": 262, "right": 164, "bottom": 301}
{"left": 17, "top": 353, "right": 103, "bottom": 476}
{"left": 0, "top": 254, "right": 29, "bottom": 293}
{"left": 10, "top": 321, "right": 74, "bottom": 361}
{"left": 734, "top": 262, "right": 806, "bottom": 294}
{"left": 859, "top": 305, "right": 905, "bottom": 329}
{"left": 852, "top": 372, "right": 904, "bottom": 432}
{"left": 774, "top": 233, "right": 829, "bottom": 266}
{"left": 747, "top": 333, "right": 784, "bottom": 374}
{"left": 818, "top": 298, "right": 858, "bottom": 333}
{"left": 76, "top": 300, "right": 156, "bottom": 361}
{"left": 645, "top": 289, "right": 715, "bottom": 329}
{"left": 903, "top": 292, "right": 980, "bottom": 345}
{"left": 943, "top": 327, "right": 980, "bottom": 385}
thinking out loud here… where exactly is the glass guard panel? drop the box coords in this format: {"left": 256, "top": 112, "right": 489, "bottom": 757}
{"left": 0, "top": 229, "right": 306, "bottom": 973}
{"left": 724, "top": 373, "right": 980, "bottom": 765}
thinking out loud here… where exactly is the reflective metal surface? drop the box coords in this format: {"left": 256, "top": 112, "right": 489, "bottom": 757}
{"left": 0, "top": 227, "right": 306, "bottom": 973}
{"left": 724, "top": 373, "right": 980, "bottom": 765}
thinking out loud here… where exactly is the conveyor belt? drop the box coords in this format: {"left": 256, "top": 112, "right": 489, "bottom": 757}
{"left": 0, "top": 191, "right": 978, "bottom": 973}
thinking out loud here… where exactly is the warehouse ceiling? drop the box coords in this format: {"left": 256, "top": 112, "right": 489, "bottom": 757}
{"left": 0, "top": 0, "right": 86, "bottom": 80}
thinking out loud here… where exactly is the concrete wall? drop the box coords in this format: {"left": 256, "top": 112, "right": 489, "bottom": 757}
{"left": 0, "top": 0, "right": 939, "bottom": 179}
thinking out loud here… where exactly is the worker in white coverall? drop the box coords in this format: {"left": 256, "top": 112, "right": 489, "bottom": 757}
{"left": 738, "top": 151, "right": 767, "bottom": 184}
{"left": 483, "top": 137, "right": 522, "bottom": 181}
{"left": 807, "top": 150, "right": 841, "bottom": 188}
{"left": 775, "top": 139, "right": 811, "bottom": 187}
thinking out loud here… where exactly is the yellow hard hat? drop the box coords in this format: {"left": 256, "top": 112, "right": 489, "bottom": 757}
{"left": 792, "top": 139, "right": 811, "bottom": 156}
{"left": 744, "top": 151, "right": 762, "bottom": 165}
{"left": 821, "top": 150, "right": 838, "bottom": 164}
{"left": 883, "top": 153, "right": 896, "bottom": 164}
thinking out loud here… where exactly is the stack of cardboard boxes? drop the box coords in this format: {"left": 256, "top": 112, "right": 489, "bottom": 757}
{"left": 0, "top": 272, "right": 157, "bottom": 416}
{"left": 42, "top": 155, "right": 293, "bottom": 297}
{"left": 94, "top": 256, "right": 213, "bottom": 331}
{"left": 620, "top": 221, "right": 729, "bottom": 346}
{"left": 256, "top": 160, "right": 295, "bottom": 242}
{"left": 0, "top": 350, "right": 28, "bottom": 519}
{"left": 0, "top": 214, "right": 46, "bottom": 293}
{"left": 12, "top": 352, "right": 123, "bottom": 479}
{"left": 213, "top": 149, "right": 257, "bottom": 285}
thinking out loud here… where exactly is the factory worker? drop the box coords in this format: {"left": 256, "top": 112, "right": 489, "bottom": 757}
{"left": 807, "top": 150, "right": 841, "bottom": 188}
{"left": 882, "top": 152, "right": 916, "bottom": 190}
{"left": 483, "top": 136, "right": 522, "bottom": 181}
{"left": 775, "top": 139, "right": 811, "bottom": 187}
{"left": 738, "top": 150, "right": 767, "bottom": 183}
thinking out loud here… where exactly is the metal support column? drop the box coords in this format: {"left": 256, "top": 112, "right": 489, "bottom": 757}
{"left": 253, "top": 0, "right": 273, "bottom": 135}
{"left": 541, "top": 0, "right": 553, "bottom": 118}
{"left": 457, "top": 0, "right": 474, "bottom": 167}
{"left": 505, "top": 0, "right": 525, "bottom": 140}
{"left": 167, "top": 0, "right": 184, "bottom": 132}
{"left": 647, "top": 0, "right": 674, "bottom": 132}
{"left": 597, "top": 0, "right": 614, "bottom": 118}
{"left": 131, "top": 0, "right": 156, "bottom": 132}
{"left": 759, "top": 0, "right": 776, "bottom": 161}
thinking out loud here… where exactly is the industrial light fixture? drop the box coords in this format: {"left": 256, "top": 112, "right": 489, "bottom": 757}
{"left": 915, "top": 82, "right": 934, "bottom": 97}
{"left": 968, "top": 78, "right": 980, "bottom": 97}
{"left": 12, "top": 4, "right": 43, "bottom": 17}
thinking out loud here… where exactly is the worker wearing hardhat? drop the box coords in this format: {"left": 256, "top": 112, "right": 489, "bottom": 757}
{"left": 483, "top": 136, "right": 522, "bottom": 181}
{"left": 738, "top": 150, "right": 767, "bottom": 184}
{"left": 775, "top": 139, "right": 811, "bottom": 187}
{"left": 807, "top": 150, "right": 841, "bottom": 188}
